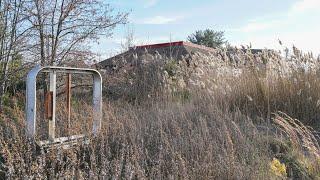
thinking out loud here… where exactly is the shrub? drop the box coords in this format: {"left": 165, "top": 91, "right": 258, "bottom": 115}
{"left": 270, "top": 158, "right": 287, "bottom": 177}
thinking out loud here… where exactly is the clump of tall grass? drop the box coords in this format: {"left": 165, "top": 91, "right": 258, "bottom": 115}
{"left": 0, "top": 94, "right": 273, "bottom": 179}
{"left": 272, "top": 112, "right": 320, "bottom": 179}
{"left": 2, "top": 92, "right": 320, "bottom": 179}
{"left": 102, "top": 46, "right": 320, "bottom": 127}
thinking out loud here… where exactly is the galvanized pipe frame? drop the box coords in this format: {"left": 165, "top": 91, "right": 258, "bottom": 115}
{"left": 26, "top": 66, "right": 103, "bottom": 142}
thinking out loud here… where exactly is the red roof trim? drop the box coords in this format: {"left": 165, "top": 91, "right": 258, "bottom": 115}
{"left": 135, "top": 41, "right": 184, "bottom": 49}
{"left": 134, "top": 41, "right": 216, "bottom": 52}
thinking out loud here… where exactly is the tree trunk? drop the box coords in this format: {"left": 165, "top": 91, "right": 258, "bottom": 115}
{"left": 0, "top": 82, "right": 5, "bottom": 114}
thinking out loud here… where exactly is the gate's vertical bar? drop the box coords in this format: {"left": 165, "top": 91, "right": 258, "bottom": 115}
{"left": 92, "top": 72, "right": 102, "bottom": 135}
{"left": 48, "top": 71, "right": 56, "bottom": 141}
{"left": 26, "top": 66, "right": 42, "bottom": 139}
{"left": 66, "top": 74, "right": 71, "bottom": 135}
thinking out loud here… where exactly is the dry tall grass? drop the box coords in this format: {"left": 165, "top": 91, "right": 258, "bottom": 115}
{"left": 1, "top": 47, "right": 320, "bottom": 179}
{"left": 0, "top": 94, "right": 273, "bottom": 179}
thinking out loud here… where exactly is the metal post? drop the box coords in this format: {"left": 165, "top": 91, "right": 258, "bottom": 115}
{"left": 48, "top": 71, "right": 56, "bottom": 141}
{"left": 66, "top": 74, "right": 71, "bottom": 134}
{"left": 92, "top": 73, "right": 102, "bottom": 134}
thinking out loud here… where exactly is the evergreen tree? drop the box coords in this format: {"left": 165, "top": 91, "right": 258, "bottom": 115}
{"left": 187, "top": 29, "right": 227, "bottom": 48}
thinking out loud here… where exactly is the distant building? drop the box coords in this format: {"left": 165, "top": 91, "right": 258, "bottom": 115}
{"left": 97, "top": 41, "right": 266, "bottom": 71}
{"left": 97, "top": 41, "right": 217, "bottom": 70}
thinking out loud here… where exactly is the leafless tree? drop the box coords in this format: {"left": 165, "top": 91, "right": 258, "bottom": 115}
{"left": 121, "top": 25, "right": 135, "bottom": 52}
{"left": 0, "top": 0, "right": 30, "bottom": 113}
{"left": 25, "top": 0, "right": 128, "bottom": 66}
{"left": 0, "top": 0, "right": 127, "bottom": 112}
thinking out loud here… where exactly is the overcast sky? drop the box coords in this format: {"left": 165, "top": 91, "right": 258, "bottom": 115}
{"left": 92, "top": 0, "right": 320, "bottom": 59}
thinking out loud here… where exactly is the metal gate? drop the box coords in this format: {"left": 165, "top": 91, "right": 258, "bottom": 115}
{"left": 26, "top": 66, "right": 102, "bottom": 148}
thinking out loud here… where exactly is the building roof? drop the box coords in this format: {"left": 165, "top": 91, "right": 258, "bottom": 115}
{"left": 98, "top": 41, "right": 216, "bottom": 69}
{"left": 134, "top": 41, "right": 215, "bottom": 52}
{"left": 97, "top": 41, "right": 268, "bottom": 70}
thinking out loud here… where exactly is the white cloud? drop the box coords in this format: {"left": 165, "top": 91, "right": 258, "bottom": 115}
{"left": 290, "top": 0, "right": 320, "bottom": 14}
{"left": 135, "top": 36, "right": 173, "bottom": 45}
{"left": 105, "top": 36, "right": 169, "bottom": 46}
{"left": 140, "top": 15, "right": 182, "bottom": 25}
{"left": 232, "top": 20, "right": 281, "bottom": 33}
{"left": 226, "top": 17, "right": 284, "bottom": 33}
{"left": 228, "top": 0, "right": 320, "bottom": 54}
{"left": 93, "top": 35, "right": 179, "bottom": 60}
{"left": 231, "top": 0, "right": 320, "bottom": 33}
{"left": 143, "top": 0, "right": 158, "bottom": 8}
{"left": 232, "top": 26, "right": 320, "bottom": 55}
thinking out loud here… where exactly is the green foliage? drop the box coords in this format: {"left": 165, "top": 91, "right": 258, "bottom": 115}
{"left": 2, "top": 93, "right": 10, "bottom": 107}
{"left": 277, "top": 153, "right": 312, "bottom": 179}
{"left": 269, "top": 134, "right": 317, "bottom": 179}
{"left": 172, "top": 89, "right": 191, "bottom": 102}
{"left": 0, "top": 53, "right": 26, "bottom": 95}
{"left": 0, "top": 155, "right": 4, "bottom": 179}
{"left": 270, "top": 158, "right": 287, "bottom": 177}
{"left": 187, "top": 29, "right": 227, "bottom": 48}
{"left": 164, "top": 59, "right": 178, "bottom": 77}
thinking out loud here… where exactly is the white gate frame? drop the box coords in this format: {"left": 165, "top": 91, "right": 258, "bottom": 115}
{"left": 26, "top": 66, "right": 102, "bottom": 146}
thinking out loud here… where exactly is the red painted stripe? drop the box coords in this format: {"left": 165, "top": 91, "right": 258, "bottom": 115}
{"left": 135, "top": 41, "right": 184, "bottom": 49}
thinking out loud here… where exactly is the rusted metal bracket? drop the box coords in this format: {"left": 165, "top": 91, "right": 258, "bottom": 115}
{"left": 26, "top": 66, "right": 102, "bottom": 147}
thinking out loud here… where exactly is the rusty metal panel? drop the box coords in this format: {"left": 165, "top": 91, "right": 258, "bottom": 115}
{"left": 44, "top": 92, "right": 53, "bottom": 119}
